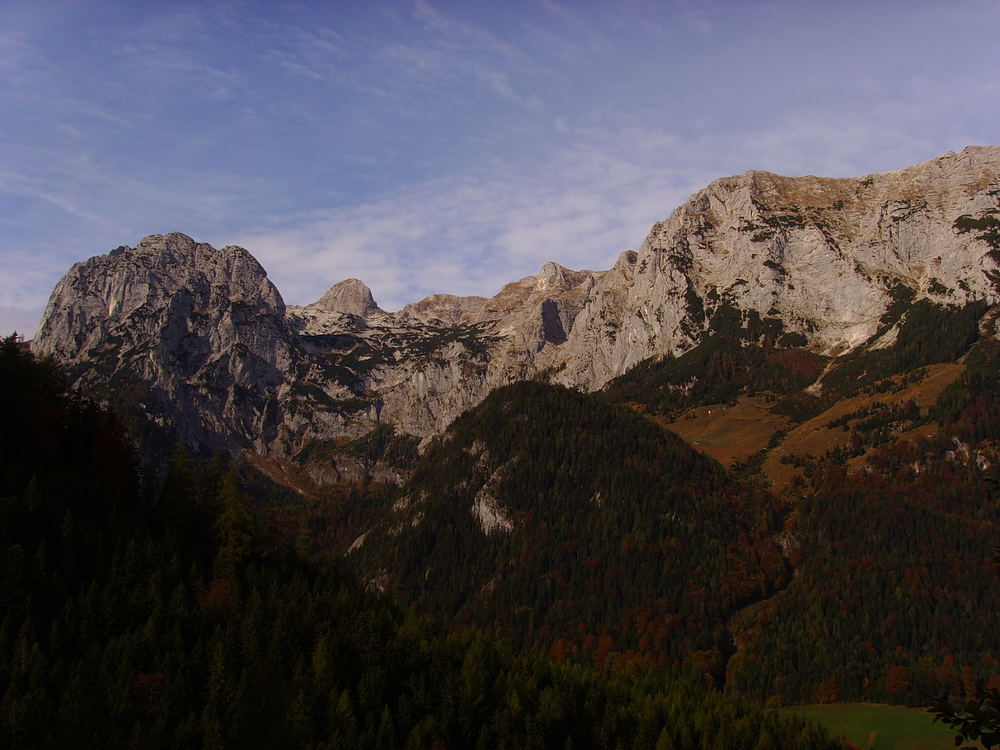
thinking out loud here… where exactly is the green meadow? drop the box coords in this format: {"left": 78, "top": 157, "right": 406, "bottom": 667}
{"left": 782, "top": 703, "right": 961, "bottom": 749}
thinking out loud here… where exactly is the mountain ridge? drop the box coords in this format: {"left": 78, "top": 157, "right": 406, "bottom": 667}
{"left": 31, "top": 146, "right": 1000, "bottom": 468}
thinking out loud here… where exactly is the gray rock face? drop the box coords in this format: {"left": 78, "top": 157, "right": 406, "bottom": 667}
{"left": 550, "top": 145, "right": 1000, "bottom": 390}
{"left": 316, "top": 278, "right": 380, "bottom": 317}
{"left": 32, "top": 147, "right": 1000, "bottom": 473}
{"left": 32, "top": 232, "right": 294, "bottom": 453}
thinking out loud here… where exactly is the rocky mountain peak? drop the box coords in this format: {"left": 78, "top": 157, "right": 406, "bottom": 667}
{"left": 398, "top": 294, "right": 488, "bottom": 325}
{"left": 135, "top": 231, "right": 203, "bottom": 254}
{"left": 32, "top": 232, "right": 291, "bottom": 453}
{"left": 314, "top": 278, "right": 381, "bottom": 318}
{"left": 536, "top": 261, "right": 570, "bottom": 290}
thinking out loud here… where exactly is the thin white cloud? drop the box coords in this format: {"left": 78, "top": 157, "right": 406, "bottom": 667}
{"left": 412, "top": 0, "right": 531, "bottom": 70}
{"left": 3, "top": 0, "right": 999, "bottom": 329}
{"left": 539, "top": 1, "right": 611, "bottom": 52}
{"left": 265, "top": 48, "right": 324, "bottom": 80}
{"left": 0, "top": 170, "right": 108, "bottom": 226}
{"left": 116, "top": 41, "right": 244, "bottom": 103}
{"left": 916, "top": 0, "right": 1000, "bottom": 23}
{"left": 232, "top": 87, "right": 994, "bottom": 313}
{"left": 0, "top": 248, "right": 73, "bottom": 312}
{"left": 233, "top": 123, "right": 712, "bottom": 311}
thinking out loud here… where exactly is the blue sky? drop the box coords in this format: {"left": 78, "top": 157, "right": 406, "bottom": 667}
{"left": 3, "top": 0, "right": 999, "bottom": 336}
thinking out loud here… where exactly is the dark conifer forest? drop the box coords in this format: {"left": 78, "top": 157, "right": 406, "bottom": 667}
{"left": 0, "top": 336, "right": 842, "bottom": 748}
{"left": 345, "top": 294, "right": 999, "bottom": 734}
{"left": 351, "top": 382, "right": 790, "bottom": 683}
{"left": 353, "top": 367, "right": 1000, "bottom": 710}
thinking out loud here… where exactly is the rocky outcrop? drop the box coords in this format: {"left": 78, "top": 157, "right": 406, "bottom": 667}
{"left": 316, "top": 278, "right": 380, "bottom": 318}
{"left": 281, "top": 259, "right": 604, "bottom": 440}
{"left": 32, "top": 233, "right": 294, "bottom": 454}
{"left": 31, "top": 147, "right": 1000, "bottom": 472}
{"left": 287, "top": 279, "right": 383, "bottom": 335}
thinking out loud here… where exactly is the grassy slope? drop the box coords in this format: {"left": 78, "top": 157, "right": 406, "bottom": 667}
{"left": 663, "top": 395, "right": 792, "bottom": 468}
{"left": 782, "top": 704, "right": 958, "bottom": 750}
{"left": 761, "top": 363, "right": 965, "bottom": 490}
{"left": 657, "top": 363, "right": 965, "bottom": 489}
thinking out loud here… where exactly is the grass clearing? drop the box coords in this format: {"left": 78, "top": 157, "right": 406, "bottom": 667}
{"left": 762, "top": 363, "right": 964, "bottom": 490}
{"left": 662, "top": 395, "right": 791, "bottom": 467}
{"left": 782, "top": 703, "right": 959, "bottom": 749}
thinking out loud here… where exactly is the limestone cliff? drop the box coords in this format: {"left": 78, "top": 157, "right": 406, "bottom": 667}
{"left": 552, "top": 146, "right": 1000, "bottom": 389}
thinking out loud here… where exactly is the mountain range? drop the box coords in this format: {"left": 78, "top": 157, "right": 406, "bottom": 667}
{"left": 25, "top": 146, "right": 1000, "bottom": 712}
{"left": 32, "top": 146, "right": 1000, "bottom": 477}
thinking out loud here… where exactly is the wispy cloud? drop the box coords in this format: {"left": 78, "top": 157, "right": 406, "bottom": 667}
{"left": 235, "top": 77, "right": 995, "bottom": 312}
{"left": 2, "top": 0, "right": 998, "bottom": 337}
{"left": 234, "top": 122, "right": 716, "bottom": 310}
{"left": 539, "top": 1, "right": 610, "bottom": 52}
{"left": 412, "top": 0, "right": 531, "bottom": 70}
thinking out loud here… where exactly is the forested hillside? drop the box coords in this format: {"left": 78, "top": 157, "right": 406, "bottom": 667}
{"left": 9, "top": 158, "right": 1000, "bottom": 745}
{"left": 350, "top": 295, "right": 1000, "bottom": 713}
{"left": 604, "top": 304, "right": 827, "bottom": 418}
{"left": 0, "top": 337, "right": 841, "bottom": 748}
{"left": 350, "top": 381, "right": 791, "bottom": 686}
{"left": 726, "top": 338, "right": 1000, "bottom": 707}
{"left": 602, "top": 299, "right": 1000, "bottom": 708}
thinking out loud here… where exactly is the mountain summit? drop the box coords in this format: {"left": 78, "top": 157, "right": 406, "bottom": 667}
{"left": 315, "top": 278, "right": 381, "bottom": 318}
